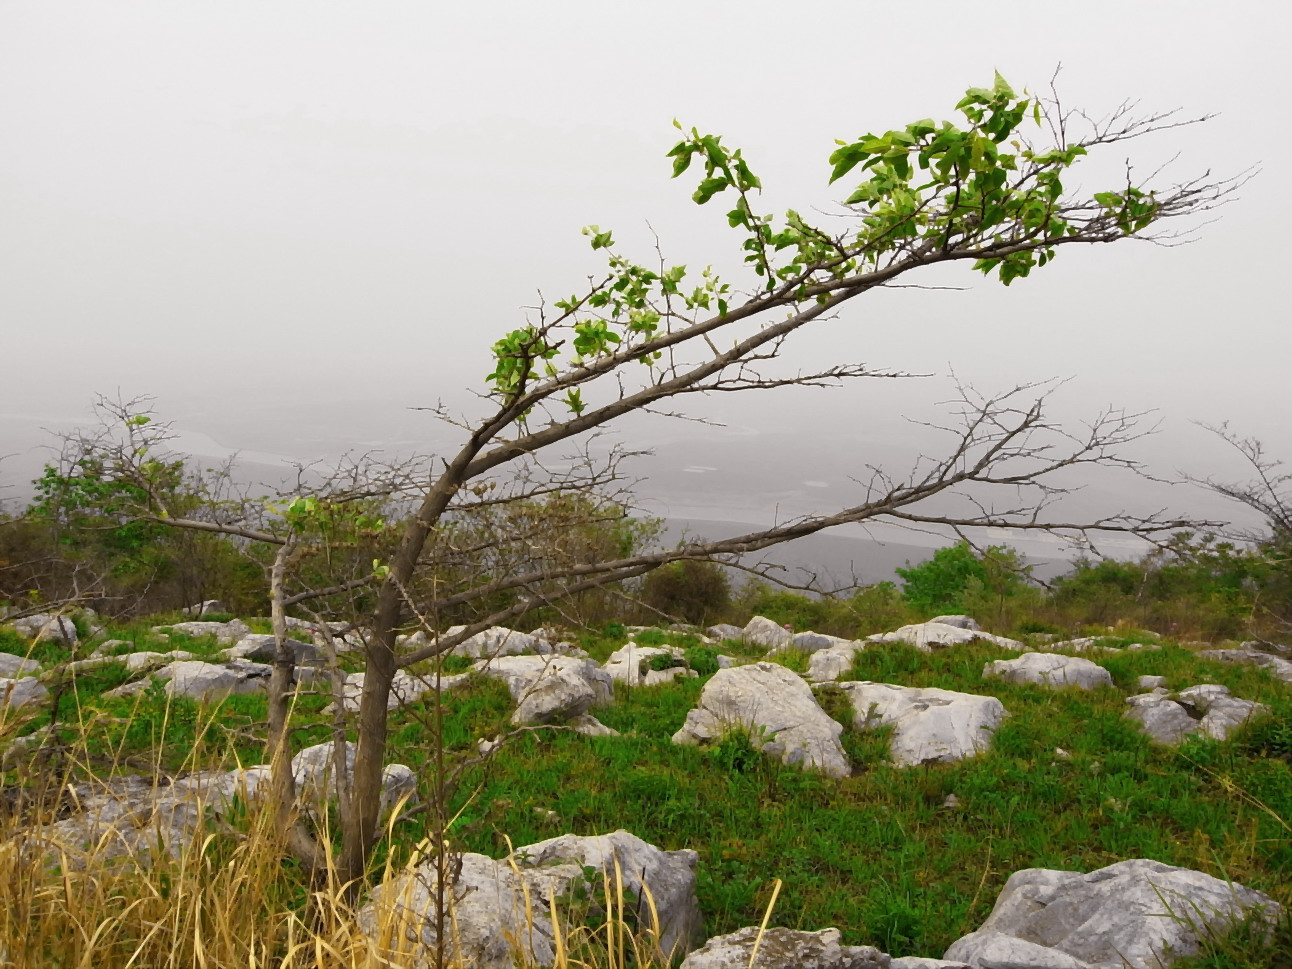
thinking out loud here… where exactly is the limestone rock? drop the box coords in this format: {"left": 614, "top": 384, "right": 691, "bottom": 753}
{"left": 679, "top": 926, "right": 887, "bottom": 969}
{"left": 1126, "top": 684, "right": 1267, "bottom": 744}
{"left": 807, "top": 642, "right": 867, "bottom": 682}
{"left": 155, "top": 620, "right": 251, "bottom": 645}
{"left": 182, "top": 600, "right": 227, "bottom": 617}
{"left": 517, "top": 830, "right": 702, "bottom": 959}
{"left": 707, "top": 623, "right": 745, "bottom": 642}
{"left": 0, "top": 676, "right": 48, "bottom": 711}
{"left": 121, "top": 650, "right": 198, "bottom": 674}
{"left": 743, "top": 615, "right": 793, "bottom": 651}
{"left": 604, "top": 642, "right": 696, "bottom": 686}
{"left": 984, "top": 652, "right": 1113, "bottom": 690}
{"left": 672, "top": 662, "right": 850, "bottom": 778}
{"left": 869, "top": 622, "right": 1022, "bottom": 653}
{"left": 472, "top": 654, "right": 613, "bottom": 725}
{"left": 443, "top": 625, "right": 545, "bottom": 658}
{"left": 150, "top": 660, "right": 270, "bottom": 700}
{"left": 222, "top": 633, "right": 324, "bottom": 666}
{"left": 787, "top": 631, "right": 854, "bottom": 653}
{"left": 331, "top": 670, "right": 468, "bottom": 713}
{"left": 837, "top": 682, "right": 1008, "bottom": 766}
{"left": 1136, "top": 675, "right": 1167, "bottom": 690}
{"left": 888, "top": 959, "right": 970, "bottom": 969}
{"left": 0, "top": 652, "right": 41, "bottom": 678}
{"left": 942, "top": 858, "right": 1281, "bottom": 969}
{"left": 929, "top": 615, "right": 981, "bottom": 631}
{"left": 11, "top": 613, "right": 78, "bottom": 644}
{"left": 1197, "top": 648, "right": 1292, "bottom": 683}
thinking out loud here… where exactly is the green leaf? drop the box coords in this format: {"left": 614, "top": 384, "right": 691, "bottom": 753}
{"left": 693, "top": 176, "right": 729, "bottom": 204}
{"left": 992, "top": 71, "right": 1015, "bottom": 99}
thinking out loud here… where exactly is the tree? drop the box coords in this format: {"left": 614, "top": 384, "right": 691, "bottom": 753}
{"left": 640, "top": 558, "right": 731, "bottom": 625}
{"left": 51, "top": 75, "right": 1233, "bottom": 891}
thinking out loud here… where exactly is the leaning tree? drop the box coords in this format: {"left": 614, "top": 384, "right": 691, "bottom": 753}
{"left": 50, "top": 75, "right": 1238, "bottom": 890}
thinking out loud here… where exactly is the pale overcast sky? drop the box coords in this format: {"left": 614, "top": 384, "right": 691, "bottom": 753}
{"left": 2, "top": 1, "right": 1288, "bottom": 548}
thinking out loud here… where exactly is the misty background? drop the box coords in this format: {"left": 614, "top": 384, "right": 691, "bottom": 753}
{"left": 3, "top": 2, "right": 1288, "bottom": 585}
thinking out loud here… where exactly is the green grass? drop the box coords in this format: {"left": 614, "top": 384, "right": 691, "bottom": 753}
{"left": 3, "top": 616, "right": 1290, "bottom": 962}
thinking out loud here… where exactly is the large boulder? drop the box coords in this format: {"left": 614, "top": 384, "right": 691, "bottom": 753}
{"left": 105, "top": 659, "right": 271, "bottom": 701}
{"left": 743, "top": 616, "right": 793, "bottom": 652}
{"left": 786, "top": 631, "right": 855, "bottom": 654}
{"left": 154, "top": 620, "right": 251, "bottom": 645}
{"left": 672, "top": 662, "right": 850, "bottom": 778}
{"left": 0, "top": 652, "right": 41, "bottom": 678}
{"left": 443, "top": 625, "right": 545, "bottom": 659}
{"left": 603, "top": 642, "right": 697, "bottom": 687}
{"left": 362, "top": 831, "right": 697, "bottom": 969}
{"left": 942, "top": 858, "right": 1281, "bottom": 969}
{"left": 182, "top": 600, "right": 227, "bottom": 617}
{"left": 984, "top": 652, "right": 1113, "bottom": 690}
{"left": 517, "top": 830, "right": 702, "bottom": 959}
{"left": 836, "top": 682, "right": 1008, "bottom": 766}
{"left": 1125, "top": 684, "right": 1267, "bottom": 745}
{"left": 707, "top": 623, "right": 745, "bottom": 642}
{"left": 472, "top": 654, "right": 613, "bottom": 726}
{"left": 222, "top": 634, "right": 324, "bottom": 666}
{"left": 332, "top": 670, "right": 469, "bottom": 713}
{"left": 869, "top": 622, "right": 1022, "bottom": 653}
{"left": 679, "top": 926, "right": 887, "bottom": 969}
{"left": 10, "top": 613, "right": 77, "bottom": 644}
{"left": 929, "top": 615, "right": 980, "bottom": 631}
{"left": 1197, "top": 648, "right": 1292, "bottom": 683}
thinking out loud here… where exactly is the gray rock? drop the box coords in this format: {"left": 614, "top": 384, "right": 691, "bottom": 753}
{"left": 743, "top": 616, "right": 793, "bottom": 651}
{"left": 332, "top": 670, "right": 468, "bottom": 713}
{"left": 11, "top": 613, "right": 78, "bottom": 644}
{"left": 889, "top": 959, "right": 970, "bottom": 969}
{"left": 1126, "top": 684, "right": 1267, "bottom": 744}
{"left": 679, "top": 926, "right": 887, "bottom": 969}
{"left": 707, "top": 623, "right": 745, "bottom": 642}
{"left": 148, "top": 660, "right": 270, "bottom": 700}
{"left": 984, "top": 652, "right": 1113, "bottom": 690}
{"left": 869, "top": 622, "right": 1022, "bottom": 653}
{"left": 182, "top": 600, "right": 227, "bottom": 617}
{"left": 443, "top": 624, "right": 543, "bottom": 658}
{"left": 472, "top": 654, "right": 613, "bottom": 725}
{"left": 1197, "top": 648, "right": 1292, "bottom": 683}
{"left": 519, "top": 830, "right": 702, "bottom": 959}
{"left": 788, "top": 631, "right": 854, "bottom": 653}
{"left": 0, "top": 652, "right": 41, "bottom": 678}
{"left": 1136, "top": 675, "right": 1167, "bottom": 690}
{"left": 121, "top": 650, "right": 198, "bottom": 674}
{"left": 0, "top": 676, "right": 48, "bottom": 711}
{"left": 942, "top": 858, "right": 1281, "bottom": 969}
{"left": 807, "top": 642, "right": 867, "bottom": 682}
{"left": 929, "top": 615, "right": 981, "bottom": 631}
{"left": 837, "top": 682, "right": 1008, "bottom": 766}
{"left": 289, "top": 741, "right": 417, "bottom": 817}
{"left": 222, "top": 633, "right": 324, "bottom": 666}
{"left": 603, "top": 642, "right": 696, "bottom": 686}
{"left": 672, "top": 662, "right": 850, "bottom": 778}
{"left": 154, "top": 620, "right": 251, "bottom": 645}
{"left": 1049, "top": 637, "right": 1113, "bottom": 654}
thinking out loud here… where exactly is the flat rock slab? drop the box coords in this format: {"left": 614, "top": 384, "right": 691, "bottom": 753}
{"left": 984, "top": 652, "right": 1113, "bottom": 690}
{"left": 943, "top": 858, "right": 1281, "bottom": 969}
{"left": 1126, "top": 684, "right": 1267, "bottom": 744}
{"left": 603, "top": 642, "right": 697, "bottom": 686}
{"left": 869, "top": 622, "right": 1022, "bottom": 653}
{"left": 679, "top": 926, "right": 887, "bottom": 969}
{"left": 1197, "top": 648, "right": 1292, "bottom": 683}
{"left": 836, "top": 682, "right": 1008, "bottom": 766}
{"left": 672, "top": 662, "right": 850, "bottom": 778}
{"left": 472, "top": 654, "right": 613, "bottom": 725}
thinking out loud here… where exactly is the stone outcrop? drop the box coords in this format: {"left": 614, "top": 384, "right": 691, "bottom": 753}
{"left": 105, "top": 659, "right": 271, "bottom": 701}
{"left": 0, "top": 676, "right": 48, "bottom": 711}
{"left": 0, "top": 652, "right": 41, "bottom": 678}
{"left": 10, "top": 613, "right": 78, "bottom": 644}
{"left": 929, "top": 615, "right": 980, "bottom": 630}
{"left": 743, "top": 616, "right": 793, "bottom": 652}
{"left": 672, "top": 662, "right": 850, "bottom": 778}
{"left": 1197, "top": 647, "right": 1292, "bottom": 683}
{"left": 222, "top": 633, "right": 324, "bottom": 666}
{"left": 869, "top": 622, "right": 1022, "bottom": 652}
{"left": 1125, "top": 684, "right": 1267, "bottom": 744}
{"left": 983, "top": 652, "right": 1113, "bottom": 690}
{"left": 472, "top": 654, "right": 614, "bottom": 727}
{"left": 707, "top": 623, "right": 745, "bottom": 642}
{"left": 679, "top": 926, "right": 887, "bottom": 969}
{"left": 807, "top": 642, "right": 868, "bottom": 682}
{"left": 153, "top": 620, "right": 252, "bottom": 645}
{"left": 443, "top": 625, "right": 546, "bottom": 659}
{"left": 942, "top": 858, "right": 1281, "bottom": 969}
{"left": 837, "top": 682, "right": 1008, "bottom": 766}
{"left": 362, "top": 830, "right": 699, "bottom": 969}
{"left": 603, "top": 642, "right": 697, "bottom": 687}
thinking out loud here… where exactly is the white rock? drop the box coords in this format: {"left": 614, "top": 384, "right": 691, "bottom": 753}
{"left": 838, "top": 682, "right": 1009, "bottom": 766}
{"left": 10, "top": 613, "right": 78, "bottom": 644}
{"left": 154, "top": 620, "right": 251, "bottom": 645}
{"left": 289, "top": 741, "right": 417, "bottom": 817}
{"left": 1126, "top": 684, "right": 1267, "bottom": 745}
{"left": 0, "top": 652, "right": 41, "bottom": 678}
{"left": 603, "top": 642, "right": 696, "bottom": 686}
{"left": 984, "top": 652, "right": 1113, "bottom": 690}
{"left": 788, "top": 631, "right": 854, "bottom": 653}
{"left": 672, "top": 662, "right": 850, "bottom": 778}
{"left": 1137, "top": 675, "right": 1167, "bottom": 689}
{"left": 472, "top": 654, "right": 613, "bottom": 725}
{"left": 121, "top": 650, "right": 199, "bottom": 674}
{"left": 333, "top": 670, "right": 468, "bottom": 713}
{"left": 182, "top": 600, "right": 226, "bottom": 617}
{"left": 942, "top": 858, "right": 1281, "bottom": 969}
{"left": 889, "top": 958, "right": 971, "bottom": 969}
{"left": 807, "top": 642, "right": 868, "bottom": 682}
{"left": 0, "top": 676, "right": 48, "bottom": 711}
{"left": 1197, "top": 648, "right": 1292, "bottom": 683}
{"left": 679, "top": 926, "right": 887, "bottom": 969}
{"left": 869, "top": 622, "right": 1022, "bottom": 652}
{"left": 743, "top": 615, "right": 792, "bottom": 651}
{"left": 929, "top": 615, "right": 981, "bottom": 631}
{"left": 443, "top": 625, "right": 542, "bottom": 658}
{"left": 707, "top": 623, "right": 745, "bottom": 641}
{"left": 148, "top": 660, "right": 270, "bottom": 700}
{"left": 222, "top": 634, "right": 324, "bottom": 666}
